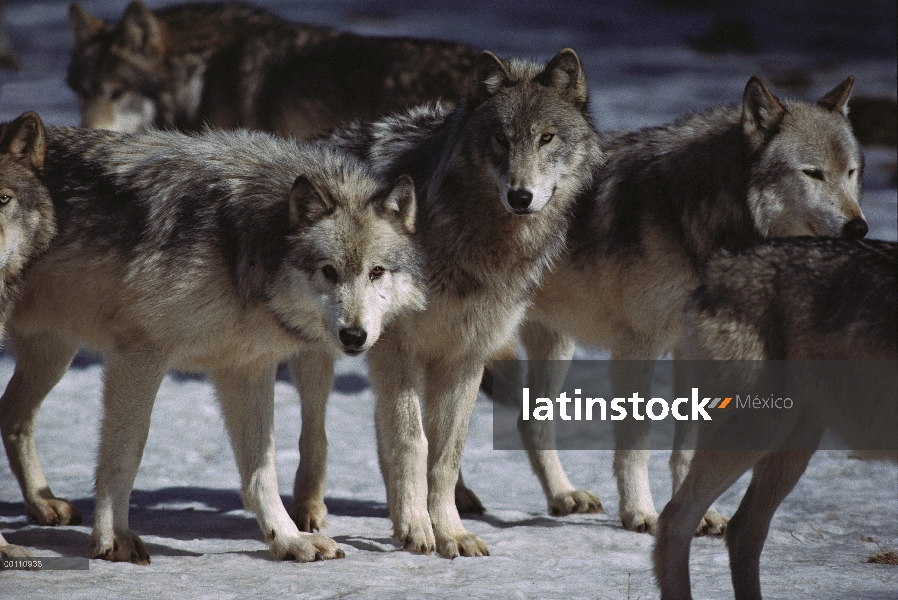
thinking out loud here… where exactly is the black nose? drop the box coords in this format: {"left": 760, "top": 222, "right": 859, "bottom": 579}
{"left": 843, "top": 218, "right": 868, "bottom": 240}
{"left": 339, "top": 327, "right": 367, "bottom": 349}
{"left": 506, "top": 189, "right": 533, "bottom": 211}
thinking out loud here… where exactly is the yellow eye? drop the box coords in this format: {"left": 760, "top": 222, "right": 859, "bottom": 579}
{"left": 540, "top": 133, "right": 554, "bottom": 145}
{"left": 369, "top": 266, "right": 385, "bottom": 281}
{"left": 0, "top": 194, "right": 11, "bottom": 204}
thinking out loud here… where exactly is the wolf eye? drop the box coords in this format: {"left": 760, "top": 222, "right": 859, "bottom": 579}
{"left": 369, "top": 266, "right": 385, "bottom": 281}
{"left": 802, "top": 169, "right": 824, "bottom": 181}
{"left": 109, "top": 88, "right": 125, "bottom": 101}
{"left": 0, "top": 194, "right": 11, "bottom": 204}
{"left": 494, "top": 131, "right": 508, "bottom": 147}
{"left": 321, "top": 265, "right": 338, "bottom": 282}
{"left": 540, "top": 133, "right": 554, "bottom": 145}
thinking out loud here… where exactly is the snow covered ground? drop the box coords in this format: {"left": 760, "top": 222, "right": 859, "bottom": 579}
{"left": 0, "top": 1, "right": 896, "bottom": 598}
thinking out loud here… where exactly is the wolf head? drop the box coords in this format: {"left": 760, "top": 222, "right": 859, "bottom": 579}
{"left": 462, "top": 48, "right": 596, "bottom": 215}
{"left": 259, "top": 148, "right": 426, "bottom": 356}
{"left": 67, "top": 2, "right": 165, "bottom": 132}
{"left": 742, "top": 76, "right": 866, "bottom": 239}
{"left": 0, "top": 112, "right": 55, "bottom": 287}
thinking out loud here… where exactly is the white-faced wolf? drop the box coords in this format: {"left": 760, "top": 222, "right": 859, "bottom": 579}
{"left": 476, "top": 75, "right": 868, "bottom": 530}
{"left": 287, "top": 47, "right": 603, "bottom": 557}
{"left": 0, "top": 112, "right": 55, "bottom": 559}
{"left": 68, "top": 1, "right": 477, "bottom": 138}
{"left": 0, "top": 127, "right": 426, "bottom": 563}
{"left": 654, "top": 237, "right": 897, "bottom": 600}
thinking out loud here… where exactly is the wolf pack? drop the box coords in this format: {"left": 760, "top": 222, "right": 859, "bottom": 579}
{"left": 0, "top": 2, "right": 894, "bottom": 599}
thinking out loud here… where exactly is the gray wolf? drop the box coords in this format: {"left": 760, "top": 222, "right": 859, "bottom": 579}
{"left": 0, "top": 126, "right": 425, "bottom": 563}
{"left": 68, "top": 1, "right": 477, "bottom": 138}
{"left": 289, "top": 48, "right": 602, "bottom": 557}
{"left": 473, "top": 75, "right": 868, "bottom": 528}
{"left": 0, "top": 112, "right": 55, "bottom": 559}
{"left": 654, "top": 237, "right": 897, "bottom": 600}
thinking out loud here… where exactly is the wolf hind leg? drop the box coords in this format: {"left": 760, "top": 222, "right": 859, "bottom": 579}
{"left": 655, "top": 449, "right": 763, "bottom": 600}
{"left": 287, "top": 349, "right": 335, "bottom": 532}
{"left": 519, "top": 319, "right": 602, "bottom": 516}
{"left": 210, "top": 364, "right": 343, "bottom": 562}
{"left": 0, "top": 332, "right": 81, "bottom": 526}
{"left": 0, "top": 532, "right": 31, "bottom": 557}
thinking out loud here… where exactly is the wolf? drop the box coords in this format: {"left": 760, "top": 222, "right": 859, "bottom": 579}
{"left": 0, "top": 126, "right": 425, "bottom": 563}
{"left": 68, "top": 2, "right": 476, "bottom": 138}
{"left": 471, "top": 75, "right": 869, "bottom": 528}
{"left": 0, "top": 112, "right": 55, "bottom": 559}
{"left": 283, "top": 48, "right": 603, "bottom": 557}
{"left": 654, "top": 237, "right": 897, "bottom": 600}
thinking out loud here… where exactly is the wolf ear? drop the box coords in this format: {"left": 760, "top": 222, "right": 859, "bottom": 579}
{"left": 69, "top": 4, "right": 106, "bottom": 45}
{"left": 118, "top": 1, "right": 164, "bottom": 59}
{"left": 375, "top": 174, "right": 417, "bottom": 235}
{"left": 818, "top": 76, "right": 853, "bottom": 116}
{"left": 288, "top": 175, "right": 334, "bottom": 228}
{"left": 0, "top": 112, "right": 46, "bottom": 173}
{"left": 536, "top": 48, "right": 588, "bottom": 109}
{"left": 742, "top": 76, "right": 785, "bottom": 144}
{"left": 470, "top": 51, "right": 513, "bottom": 105}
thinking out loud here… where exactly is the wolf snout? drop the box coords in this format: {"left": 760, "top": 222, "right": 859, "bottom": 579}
{"left": 339, "top": 327, "right": 368, "bottom": 352}
{"left": 507, "top": 188, "right": 533, "bottom": 212}
{"left": 843, "top": 218, "right": 868, "bottom": 240}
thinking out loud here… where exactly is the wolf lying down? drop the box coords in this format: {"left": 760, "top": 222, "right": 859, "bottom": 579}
{"left": 0, "top": 116, "right": 426, "bottom": 563}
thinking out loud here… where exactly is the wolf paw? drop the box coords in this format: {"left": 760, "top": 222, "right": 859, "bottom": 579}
{"left": 287, "top": 498, "right": 328, "bottom": 532}
{"left": 27, "top": 497, "right": 82, "bottom": 526}
{"left": 0, "top": 543, "right": 33, "bottom": 558}
{"left": 436, "top": 531, "right": 489, "bottom": 559}
{"left": 270, "top": 533, "right": 344, "bottom": 562}
{"left": 620, "top": 509, "right": 658, "bottom": 534}
{"left": 454, "top": 483, "right": 486, "bottom": 515}
{"left": 548, "top": 490, "right": 603, "bottom": 516}
{"left": 394, "top": 517, "right": 436, "bottom": 555}
{"left": 695, "top": 508, "right": 728, "bottom": 536}
{"left": 92, "top": 530, "right": 150, "bottom": 564}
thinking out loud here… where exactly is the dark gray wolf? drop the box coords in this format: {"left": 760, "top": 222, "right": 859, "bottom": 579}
{"left": 654, "top": 237, "right": 897, "bottom": 600}
{"left": 0, "top": 112, "right": 55, "bottom": 558}
{"left": 0, "top": 127, "right": 425, "bottom": 563}
{"left": 68, "top": 1, "right": 477, "bottom": 138}
{"left": 473, "top": 75, "right": 869, "bottom": 529}
{"left": 287, "top": 48, "right": 602, "bottom": 557}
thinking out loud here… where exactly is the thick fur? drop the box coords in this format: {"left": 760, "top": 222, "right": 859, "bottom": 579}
{"left": 0, "top": 113, "right": 55, "bottom": 558}
{"left": 482, "top": 76, "right": 869, "bottom": 529}
{"left": 654, "top": 237, "right": 897, "bottom": 600}
{"left": 68, "top": 1, "right": 476, "bottom": 138}
{"left": 0, "top": 126, "right": 425, "bottom": 563}
{"left": 292, "top": 49, "right": 602, "bottom": 557}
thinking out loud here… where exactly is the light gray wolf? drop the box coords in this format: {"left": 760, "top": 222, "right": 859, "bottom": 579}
{"left": 68, "top": 1, "right": 477, "bottom": 138}
{"left": 472, "top": 75, "right": 868, "bottom": 529}
{"left": 654, "top": 237, "right": 897, "bottom": 600}
{"left": 289, "top": 48, "right": 602, "bottom": 557}
{"left": 0, "top": 112, "right": 55, "bottom": 559}
{"left": 0, "top": 126, "right": 425, "bottom": 563}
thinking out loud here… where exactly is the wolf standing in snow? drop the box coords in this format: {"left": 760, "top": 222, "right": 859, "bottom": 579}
{"left": 68, "top": 1, "right": 477, "bottom": 138}
{"left": 654, "top": 237, "right": 897, "bottom": 600}
{"left": 285, "top": 48, "right": 603, "bottom": 557}
{"left": 0, "top": 127, "right": 425, "bottom": 563}
{"left": 0, "top": 113, "right": 55, "bottom": 558}
{"left": 473, "top": 75, "right": 869, "bottom": 530}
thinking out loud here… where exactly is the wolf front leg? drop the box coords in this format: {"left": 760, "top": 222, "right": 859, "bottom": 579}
{"left": 368, "top": 336, "right": 434, "bottom": 554}
{"left": 519, "top": 320, "right": 603, "bottom": 516}
{"left": 210, "top": 364, "right": 343, "bottom": 562}
{"left": 611, "top": 358, "right": 658, "bottom": 533}
{"left": 92, "top": 351, "right": 166, "bottom": 564}
{"left": 287, "top": 349, "right": 336, "bottom": 532}
{"left": 423, "top": 357, "right": 489, "bottom": 558}
{"left": 0, "top": 332, "right": 82, "bottom": 527}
